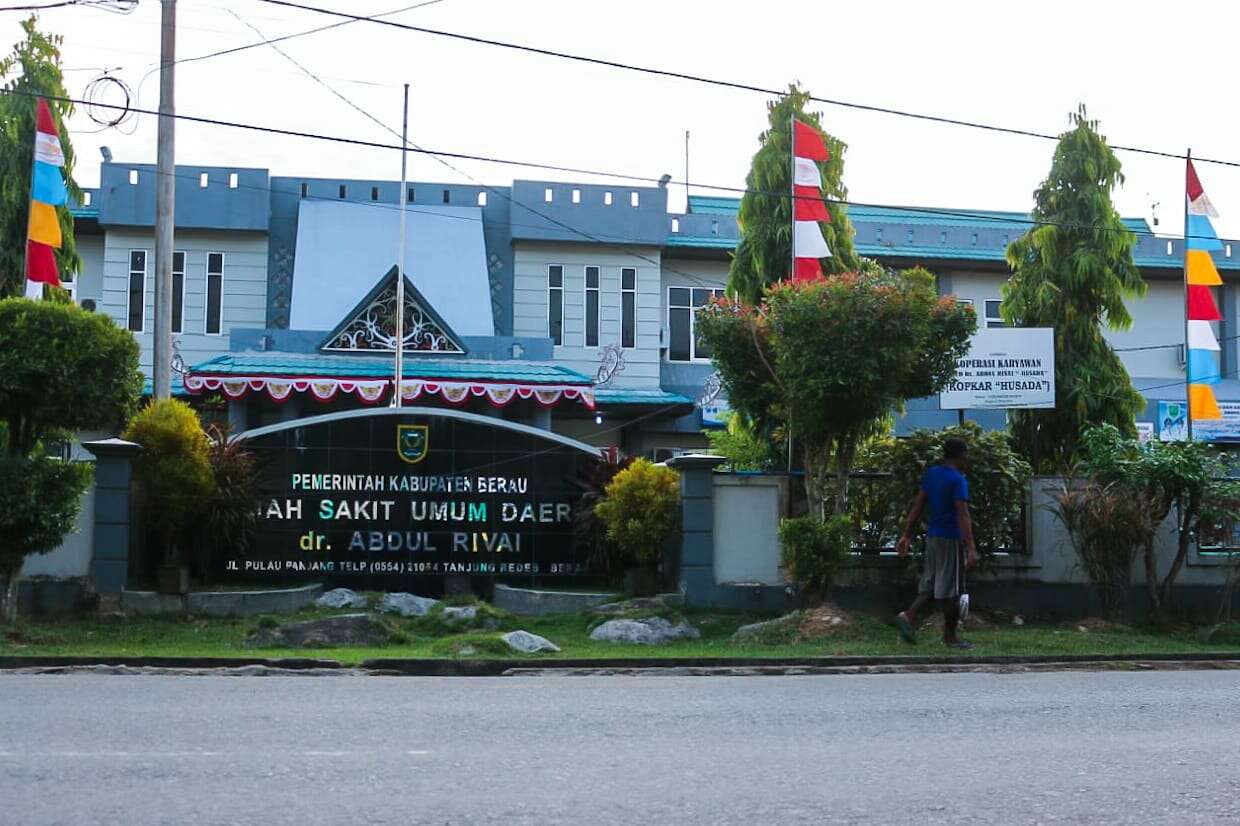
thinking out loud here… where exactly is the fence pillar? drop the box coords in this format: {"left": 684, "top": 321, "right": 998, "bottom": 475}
{"left": 82, "top": 438, "right": 142, "bottom": 597}
{"left": 666, "top": 454, "right": 726, "bottom": 607}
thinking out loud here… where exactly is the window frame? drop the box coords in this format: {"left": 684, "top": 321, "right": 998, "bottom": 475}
{"left": 126, "top": 249, "right": 146, "bottom": 333}
{"left": 205, "top": 252, "right": 225, "bottom": 336}
{"left": 171, "top": 250, "right": 186, "bottom": 335}
{"left": 584, "top": 265, "right": 600, "bottom": 348}
{"left": 984, "top": 299, "right": 1006, "bottom": 329}
{"left": 667, "top": 285, "right": 725, "bottom": 362}
{"left": 621, "top": 267, "right": 637, "bottom": 349}
{"left": 547, "top": 264, "right": 564, "bottom": 346}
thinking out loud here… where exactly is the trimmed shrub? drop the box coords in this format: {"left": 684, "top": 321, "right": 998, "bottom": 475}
{"left": 779, "top": 515, "right": 853, "bottom": 599}
{"left": 594, "top": 459, "right": 680, "bottom": 570}
{"left": 124, "top": 399, "right": 213, "bottom": 565}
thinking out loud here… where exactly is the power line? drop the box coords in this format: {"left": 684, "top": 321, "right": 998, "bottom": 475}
{"left": 252, "top": 0, "right": 1240, "bottom": 171}
{"left": 19, "top": 88, "right": 1239, "bottom": 251}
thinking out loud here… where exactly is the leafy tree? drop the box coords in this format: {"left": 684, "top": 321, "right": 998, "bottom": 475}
{"left": 698, "top": 269, "right": 975, "bottom": 518}
{"left": 0, "top": 17, "right": 81, "bottom": 298}
{"left": 0, "top": 453, "right": 91, "bottom": 619}
{"left": 124, "top": 399, "right": 214, "bottom": 566}
{"left": 0, "top": 298, "right": 142, "bottom": 457}
{"left": 192, "top": 424, "right": 260, "bottom": 581}
{"left": 1002, "top": 106, "right": 1145, "bottom": 470}
{"left": 1077, "top": 424, "right": 1240, "bottom": 615}
{"left": 704, "top": 411, "right": 783, "bottom": 472}
{"left": 778, "top": 514, "right": 853, "bottom": 601}
{"left": 728, "top": 85, "right": 861, "bottom": 304}
{"left": 594, "top": 459, "right": 680, "bottom": 571}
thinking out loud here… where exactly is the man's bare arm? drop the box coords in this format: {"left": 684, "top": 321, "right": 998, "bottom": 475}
{"left": 896, "top": 491, "right": 927, "bottom": 555}
{"left": 956, "top": 500, "right": 978, "bottom": 568}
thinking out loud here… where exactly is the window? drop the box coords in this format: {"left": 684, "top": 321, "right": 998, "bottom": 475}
{"left": 668, "top": 286, "right": 725, "bottom": 361}
{"left": 408, "top": 186, "right": 415, "bottom": 203}
{"left": 477, "top": 191, "right": 487, "bottom": 207}
{"left": 228, "top": 172, "right": 238, "bottom": 189}
{"left": 621, "top": 267, "right": 637, "bottom": 348}
{"left": 172, "top": 251, "right": 185, "bottom": 334}
{"left": 338, "top": 184, "right": 347, "bottom": 199}
{"left": 199, "top": 173, "right": 208, "bottom": 188}
{"left": 630, "top": 191, "right": 640, "bottom": 207}
{"left": 128, "top": 169, "right": 138, "bottom": 185}
{"left": 371, "top": 186, "right": 380, "bottom": 201}
{"left": 671, "top": 217, "right": 680, "bottom": 233}
{"left": 585, "top": 266, "right": 600, "bottom": 347}
{"left": 442, "top": 189, "right": 450, "bottom": 204}
{"left": 984, "top": 299, "right": 1006, "bottom": 329}
{"left": 604, "top": 191, "right": 613, "bottom": 206}
{"left": 544, "top": 188, "right": 554, "bottom": 203}
{"left": 127, "top": 250, "right": 146, "bottom": 332}
{"left": 956, "top": 298, "right": 974, "bottom": 310}
{"left": 547, "top": 265, "right": 563, "bottom": 346}
{"left": 300, "top": 182, "right": 308, "bottom": 197}
{"left": 572, "top": 189, "right": 581, "bottom": 204}
{"left": 82, "top": 192, "right": 91, "bottom": 207}
{"left": 206, "top": 253, "right": 224, "bottom": 335}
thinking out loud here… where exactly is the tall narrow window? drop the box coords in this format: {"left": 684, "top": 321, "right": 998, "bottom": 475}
{"left": 171, "top": 251, "right": 185, "bottom": 334}
{"left": 548, "top": 265, "right": 563, "bottom": 346}
{"left": 585, "top": 265, "right": 600, "bottom": 347}
{"left": 621, "top": 267, "right": 636, "bottom": 348}
{"left": 206, "top": 252, "right": 224, "bottom": 334}
{"left": 127, "top": 250, "right": 145, "bottom": 332}
{"left": 668, "top": 286, "right": 725, "bottom": 361}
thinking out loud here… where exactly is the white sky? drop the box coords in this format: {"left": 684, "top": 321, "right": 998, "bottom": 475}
{"left": 11, "top": 0, "right": 1240, "bottom": 239}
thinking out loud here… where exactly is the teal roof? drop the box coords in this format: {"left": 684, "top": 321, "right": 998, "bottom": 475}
{"left": 188, "top": 352, "right": 593, "bottom": 385}
{"left": 594, "top": 388, "right": 694, "bottom": 406}
{"left": 680, "top": 197, "right": 1237, "bottom": 270}
{"left": 141, "top": 375, "right": 188, "bottom": 397}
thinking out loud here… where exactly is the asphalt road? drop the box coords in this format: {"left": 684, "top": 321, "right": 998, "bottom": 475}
{"left": 2, "top": 670, "right": 1238, "bottom": 825}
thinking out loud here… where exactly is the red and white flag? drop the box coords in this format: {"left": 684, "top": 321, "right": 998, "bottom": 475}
{"left": 791, "top": 118, "right": 830, "bottom": 282}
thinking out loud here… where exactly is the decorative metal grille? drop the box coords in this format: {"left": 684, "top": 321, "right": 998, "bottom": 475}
{"left": 322, "top": 280, "right": 463, "bottom": 354}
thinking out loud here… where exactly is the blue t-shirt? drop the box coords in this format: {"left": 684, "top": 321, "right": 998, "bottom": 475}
{"left": 922, "top": 464, "right": 969, "bottom": 539}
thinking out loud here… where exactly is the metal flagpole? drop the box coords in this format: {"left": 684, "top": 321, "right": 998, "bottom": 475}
{"left": 1184, "top": 148, "right": 1194, "bottom": 442}
{"left": 787, "top": 112, "right": 795, "bottom": 475}
{"left": 392, "top": 83, "right": 410, "bottom": 408}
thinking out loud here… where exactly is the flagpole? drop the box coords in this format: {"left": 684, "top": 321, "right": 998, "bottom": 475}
{"left": 789, "top": 112, "right": 796, "bottom": 284}
{"left": 1184, "top": 149, "right": 1192, "bottom": 440}
{"left": 21, "top": 102, "right": 38, "bottom": 299}
{"left": 392, "top": 83, "right": 410, "bottom": 409}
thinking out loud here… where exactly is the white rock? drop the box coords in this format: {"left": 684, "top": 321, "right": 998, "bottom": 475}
{"left": 1012, "top": 615, "right": 1025, "bottom": 626}
{"left": 379, "top": 592, "right": 439, "bottom": 617}
{"left": 589, "top": 617, "right": 701, "bottom": 645}
{"left": 502, "top": 630, "right": 561, "bottom": 654}
{"left": 315, "top": 588, "right": 367, "bottom": 610}
{"left": 442, "top": 605, "right": 478, "bottom": 623}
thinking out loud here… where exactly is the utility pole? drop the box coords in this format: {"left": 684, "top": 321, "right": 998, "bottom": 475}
{"left": 152, "top": 0, "right": 176, "bottom": 399}
{"left": 391, "top": 84, "right": 410, "bottom": 408}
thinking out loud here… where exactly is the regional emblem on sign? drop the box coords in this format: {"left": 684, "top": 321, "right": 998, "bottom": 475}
{"left": 397, "top": 424, "right": 429, "bottom": 464}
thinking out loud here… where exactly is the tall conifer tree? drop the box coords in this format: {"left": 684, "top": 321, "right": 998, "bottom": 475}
{"left": 1002, "top": 106, "right": 1145, "bottom": 470}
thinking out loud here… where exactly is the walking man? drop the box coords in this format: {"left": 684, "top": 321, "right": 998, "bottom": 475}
{"left": 894, "top": 437, "right": 977, "bottom": 648}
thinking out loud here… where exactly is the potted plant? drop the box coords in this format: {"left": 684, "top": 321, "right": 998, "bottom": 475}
{"left": 124, "top": 399, "right": 214, "bottom": 595}
{"left": 594, "top": 459, "right": 680, "bottom": 596}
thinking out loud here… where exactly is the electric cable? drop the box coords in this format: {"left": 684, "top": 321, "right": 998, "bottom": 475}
{"left": 252, "top": 0, "right": 1240, "bottom": 170}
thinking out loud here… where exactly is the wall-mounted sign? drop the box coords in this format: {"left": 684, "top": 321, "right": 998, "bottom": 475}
{"left": 1159, "top": 399, "right": 1240, "bottom": 442}
{"left": 229, "top": 408, "right": 602, "bottom": 589}
{"left": 1136, "top": 422, "right": 1155, "bottom": 444}
{"left": 939, "top": 327, "right": 1055, "bottom": 411}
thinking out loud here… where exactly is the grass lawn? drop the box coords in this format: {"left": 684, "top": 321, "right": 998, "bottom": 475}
{"left": 2, "top": 606, "right": 1237, "bottom": 666}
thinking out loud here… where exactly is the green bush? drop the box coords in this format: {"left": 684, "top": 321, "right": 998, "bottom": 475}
{"left": 844, "top": 423, "right": 1032, "bottom": 554}
{"left": 594, "top": 459, "right": 680, "bottom": 570}
{"left": 778, "top": 515, "right": 853, "bottom": 599}
{"left": 124, "top": 399, "right": 213, "bottom": 565}
{"left": 194, "top": 424, "right": 259, "bottom": 578}
{"left": 0, "top": 453, "right": 92, "bottom": 579}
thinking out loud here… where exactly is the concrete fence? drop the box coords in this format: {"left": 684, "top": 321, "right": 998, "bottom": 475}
{"left": 666, "top": 456, "right": 1240, "bottom": 620}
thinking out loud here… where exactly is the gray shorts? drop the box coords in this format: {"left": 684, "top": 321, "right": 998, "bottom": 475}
{"left": 920, "top": 537, "right": 962, "bottom": 599}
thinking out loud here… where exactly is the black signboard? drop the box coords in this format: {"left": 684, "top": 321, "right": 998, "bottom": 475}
{"left": 228, "top": 408, "right": 602, "bottom": 590}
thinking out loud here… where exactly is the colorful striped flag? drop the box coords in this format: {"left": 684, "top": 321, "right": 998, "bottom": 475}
{"left": 25, "top": 98, "right": 65, "bottom": 299}
{"left": 791, "top": 118, "right": 831, "bottom": 282}
{"left": 1185, "top": 158, "right": 1223, "bottom": 421}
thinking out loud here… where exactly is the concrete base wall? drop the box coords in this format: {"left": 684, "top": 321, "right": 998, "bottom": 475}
{"left": 122, "top": 584, "right": 323, "bottom": 617}
{"left": 493, "top": 584, "right": 619, "bottom": 616}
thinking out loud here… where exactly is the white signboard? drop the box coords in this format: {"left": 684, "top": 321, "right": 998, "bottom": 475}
{"left": 1159, "top": 400, "right": 1240, "bottom": 442}
{"left": 939, "top": 328, "right": 1055, "bottom": 411}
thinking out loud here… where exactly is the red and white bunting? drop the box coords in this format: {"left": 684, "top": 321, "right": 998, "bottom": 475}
{"left": 183, "top": 373, "right": 596, "bottom": 410}
{"left": 791, "top": 118, "right": 831, "bottom": 283}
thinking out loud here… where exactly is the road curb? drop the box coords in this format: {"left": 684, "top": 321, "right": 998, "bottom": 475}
{"left": 7, "top": 651, "right": 1240, "bottom": 676}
